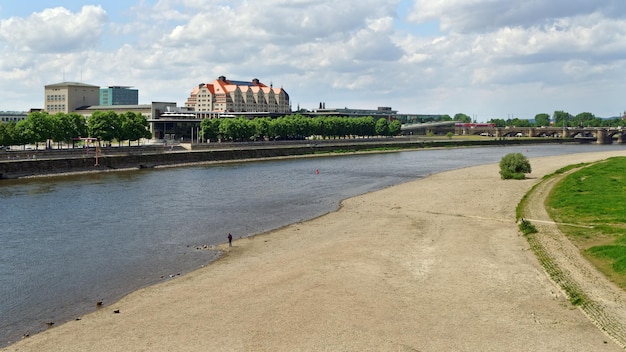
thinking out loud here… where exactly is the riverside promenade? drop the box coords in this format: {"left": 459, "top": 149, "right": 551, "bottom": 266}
{"left": 0, "top": 137, "right": 564, "bottom": 179}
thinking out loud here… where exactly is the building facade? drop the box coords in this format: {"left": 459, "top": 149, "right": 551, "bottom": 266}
{"left": 44, "top": 82, "right": 100, "bottom": 114}
{"left": 0, "top": 111, "right": 28, "bottom": 123}
{"left": 185, "top": 76, "right": 290, "bottom": 115}
{"left": 100, "top": 86, "right": 139, "bottom": 106}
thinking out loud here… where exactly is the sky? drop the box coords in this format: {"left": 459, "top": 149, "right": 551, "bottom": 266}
{"left": 1, "top": 1, "right": 625, "bottom": 121}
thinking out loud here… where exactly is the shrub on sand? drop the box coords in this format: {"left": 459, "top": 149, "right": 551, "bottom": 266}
{"left": 500, "top": 152, "right": 532, "bottom": 180}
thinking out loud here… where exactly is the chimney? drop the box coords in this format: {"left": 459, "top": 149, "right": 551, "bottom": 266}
{"left": 218, "top": 76, "right": 226, "bottom": 82}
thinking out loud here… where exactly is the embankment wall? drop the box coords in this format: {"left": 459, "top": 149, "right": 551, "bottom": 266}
{"left": 0, "top": 138, "right": 562, "bottom": 179}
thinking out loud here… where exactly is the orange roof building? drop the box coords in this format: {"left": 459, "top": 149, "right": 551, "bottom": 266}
{"left": 185, "top": 76, "right": 290, "bottom": 114}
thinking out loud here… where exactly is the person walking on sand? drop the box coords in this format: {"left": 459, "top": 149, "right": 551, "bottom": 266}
{"left": 228, "top": 233, "right": 232, "bottom": 247}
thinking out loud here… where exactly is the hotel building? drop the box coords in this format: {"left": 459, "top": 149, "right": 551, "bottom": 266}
{"left": 184, "top": 76, "right": 290, "bottom": 117}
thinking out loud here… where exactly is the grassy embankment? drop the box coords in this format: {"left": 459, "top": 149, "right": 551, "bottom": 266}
{"left": 546, "top": 157, "right": 626, "bottom": 289}
{"left": 517, "top": 157, "right": 626, "bottom": 306}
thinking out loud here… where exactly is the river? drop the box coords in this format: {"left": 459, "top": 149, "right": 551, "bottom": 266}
{"left": 0, "top": 143, "right": 624, "bottom": 346}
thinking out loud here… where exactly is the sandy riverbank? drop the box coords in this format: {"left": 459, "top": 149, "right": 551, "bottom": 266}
{"left": 4, "top": 151, "right": 626, "bottom": 351}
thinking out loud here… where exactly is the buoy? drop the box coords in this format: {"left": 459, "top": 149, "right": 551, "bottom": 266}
{"left": 315, "top": 169, "right": 319, "bottom": 174}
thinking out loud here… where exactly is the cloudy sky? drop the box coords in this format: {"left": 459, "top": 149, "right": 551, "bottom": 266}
{"left": 1, "top": 1, "right": 625, "bottom": 120}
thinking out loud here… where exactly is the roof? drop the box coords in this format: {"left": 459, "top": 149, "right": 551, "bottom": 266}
{"left": 77, "top": 104, "right": 152, "bottom": 111}
{"left": 45, "top": 82, "right": 100, "bottom": 88}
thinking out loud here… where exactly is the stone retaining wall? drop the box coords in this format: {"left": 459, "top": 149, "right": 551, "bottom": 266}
{"left": 0, "top": 138, "right": 562, "bottom": 179}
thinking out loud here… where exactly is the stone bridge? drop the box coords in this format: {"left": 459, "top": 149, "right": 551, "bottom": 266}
{"left": 456, "top": 126, "right": 626, "bottom": 144}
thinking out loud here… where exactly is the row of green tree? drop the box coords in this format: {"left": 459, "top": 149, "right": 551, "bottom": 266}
{"left": 487, "top": 111, "right": 624, "bottom": 128}
{"left": 0, "top": 112, "right": 402, "bottom": 147}
{"left": 200, "top": 114, "right": 402, "bottom": 141}
{"left": 0, "top": 111, "right": 151, "bottom": 147}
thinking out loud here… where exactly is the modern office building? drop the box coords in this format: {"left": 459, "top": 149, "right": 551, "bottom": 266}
{"left": 100, "top": 86, "right": 139, "bottom": 106}
{"left": 44, "top": 82, "right": 100, "bottom": 114}
{"left": 185, "top": 76, "right": 290, "bottom": 115}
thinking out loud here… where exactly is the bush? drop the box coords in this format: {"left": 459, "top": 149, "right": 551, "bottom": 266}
{"left": 499, "top": 152, "right": 532, "bottom": 179}
{"left": 518, "top": 218, "right": 537, "bottom": 235}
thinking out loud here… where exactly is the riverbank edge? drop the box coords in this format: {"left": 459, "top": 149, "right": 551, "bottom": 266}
{"left": 0, "top": 138, "right": 567, "bottom": 179}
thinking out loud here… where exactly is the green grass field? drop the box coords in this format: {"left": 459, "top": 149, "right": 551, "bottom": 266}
{"left": 547, "top": 156, "right": 626, "bottom": 288}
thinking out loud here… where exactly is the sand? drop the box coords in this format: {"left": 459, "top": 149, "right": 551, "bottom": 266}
{"left": 4, "top": 151, "right": 626, "bottom": 351}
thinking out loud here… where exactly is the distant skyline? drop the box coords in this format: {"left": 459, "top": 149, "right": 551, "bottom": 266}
{"left": 1, "top": 1, "right": 626, "bottom": 120}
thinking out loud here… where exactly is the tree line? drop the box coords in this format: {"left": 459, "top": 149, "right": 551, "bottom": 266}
{"left": 0, "top": 111, "right": 151, "bottom": 148}
{"left": 200, "top": 114, "right": 402, "bottom": 142}
{"left": 0, "top": 112, "right": 402, "bottom": 147}
{"left": 486, "top": 111, "right": 624, "bottom": 128}
{"left": 3, "top": 109, "right": 614, "bottom": 148}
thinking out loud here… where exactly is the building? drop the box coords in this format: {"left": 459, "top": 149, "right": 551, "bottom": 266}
{"left": 184, "top": 76, "right": 290, "bottom": 116}
{"left": 75, "top": 102, "right": 179, "bottom": 139}
{"left": 100, "top": 86, "right": 139, "bottom": 106}
{"left": 44, "top": 82, "right": 100, "bottom": 114}
{"left": 0, "top": 111, "right": 28, "bottom": 123}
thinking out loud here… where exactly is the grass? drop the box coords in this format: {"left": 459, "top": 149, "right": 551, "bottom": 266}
{"left": 546, "top": 157, "right": 626, "bottom": 289}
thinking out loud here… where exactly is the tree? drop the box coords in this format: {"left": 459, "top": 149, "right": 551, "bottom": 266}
{"left": 389, "top": 120, "right": 402, "bottom": 136}
{"left": 219, "top": 117, "right": 255, "bottom": 141}
{"left": 509, "top": 118, "right": 531, "bottom": 127}
{"left": 50, "top": 113, "right": 69, "bottom": 148}
{"left": 359, "top": 116, "right": 376, "bottom": 137}
{"left": 553, "top": 111, "right": 571, "bottom": 127}
{"left": 16, "top": 111, "right": 54, "bottom": 148}
{"left": 65, "top": 113, "right": 88, "bottom": 147}
{"left": 121, "top": 112, "right": 151, "bottom": 145}
{"left": 50, "top": 112, "right": 87, "bottom": 148}
{"left": 534, "top": 113, "right": 550, "bottom": 127}
{"left": 251, "top": 117, "right": 271, "bottom": 140}
{"left": 454, "top": 113, "right": 471, "bottom": 123}
{"left": 575, "top": 112, "right": 595, "bottom": 127}
{"left": 0, "top": 122, "right": 14, "bottom": 146}
{"left": 88, "top": 111, "right": 119, "bottom": 146}
{"left": 201, "top": 118, "right": 221, "bottom": 142}
{"left": 375, "top": 118, "right": 389, "bottom": 136}
{"left": 499, "top": 153, "right": 532, "bottom": 180}
{"left": 487, "top": 118, "right": 506, "bottom": 127}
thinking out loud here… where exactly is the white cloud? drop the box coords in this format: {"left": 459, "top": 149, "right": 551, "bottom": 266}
{"left": 0, "top": 5, "right": 107, "bottom": 53}
{"left": 1, "top": 1, "right": 626, "bottom": 119}
{"left": 408, "top": 0, "right": 624, "bottom": 34}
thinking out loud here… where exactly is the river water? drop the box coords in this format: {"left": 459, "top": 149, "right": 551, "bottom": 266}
{"left": 0, "top": 143, "right": 624, "bottom": 346}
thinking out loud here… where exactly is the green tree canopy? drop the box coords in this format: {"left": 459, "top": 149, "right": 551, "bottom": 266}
{"left": 534, "top": 113, "right": 551, "bottom": 127}
{"left": 200, "top": 118, "right": 221, "bottom": 142}
{"left": 553, "top": 111, "right": 572, "bottom": 127}
{"left": 454, "top": 113, "right": 472, "bottom": 123}
{"left": 375, "top": 118, "right": 389, "bottom": 136}
{"left": 88, "top": 111, "right": 119, "bottom": 145}
{"left": 120, "top": 112, "right": 151, "bottom": 145}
